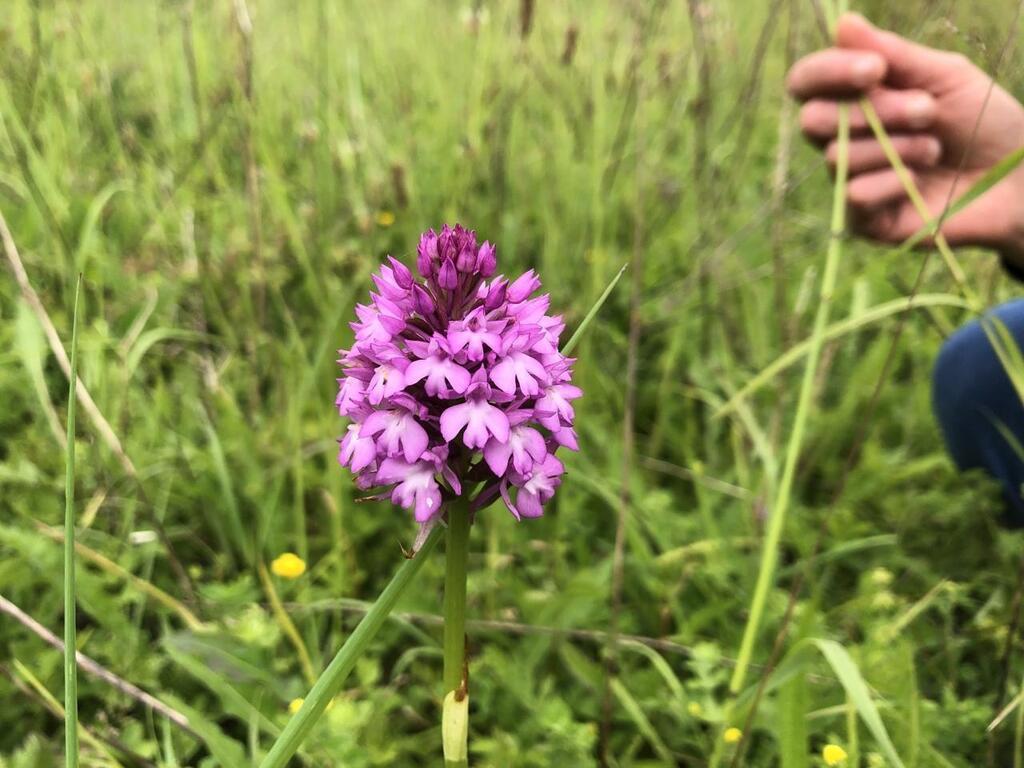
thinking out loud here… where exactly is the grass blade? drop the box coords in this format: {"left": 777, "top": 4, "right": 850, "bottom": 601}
{"left": 1016, "top": 675, "right": 1024, "bottom": 768}
{"left": 715, "top": 294, "right": 970, "bottom": 418}
{"left": 258, "top": 525, "right": 442, "bottom": 768}
{"left": 810, "top": 639, "right": 905, "bottom": 768}
{"left": 981, "top": 317, "right": 1024, "bottom": 405}
{"left": 257, "top": 560, "right": 317, "bottom": 686}
{"left": 729, "top": 104, "right": 850, "bottom": 695}
{"left": 891, "top": 146, "right": 1024, "bottom": 257}
{"left": 36, "top": 523, "right": 206, "bottom": 631}
{"left": 64, "top": 276, "right": 82, "bottom": 768}
{"left": 15, "top": 299, "right": 67, "bottom": 448}
{"left": 14, "top": 659, "right": 122, "bottom": 767}
{"left": 860, "top": 99, "right": 976, "bottom": 305}
{"left": 609, "top": 678, "right": 674, "bottom": 764}
{"left": 561, "top": 263, "right": 627, "bottom": 356}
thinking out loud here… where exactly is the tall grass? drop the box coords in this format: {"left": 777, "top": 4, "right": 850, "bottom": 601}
{"left": 63, "top": 276, "right": 82, "bottom": 768}
{"left": 2, "top": 1, "right": 1024, "bottom": 766}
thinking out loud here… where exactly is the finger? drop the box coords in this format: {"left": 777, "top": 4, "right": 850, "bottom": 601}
{"left": 787, "top": 48, "right": 887, "bottom": 99}
{"left": 850, "top": 203, "right": 925, "bottom": 244}
{"left": 847, "top": 169, "right": 910, "bottom": 209}
{"left": 799, "top": 88, "right": 938, "bottom": 142}
{"left": 827, "top": 134, "right": 942, "bottom": 174}
{"left": 836, "top": 12, "right": 972, "bottom": 89}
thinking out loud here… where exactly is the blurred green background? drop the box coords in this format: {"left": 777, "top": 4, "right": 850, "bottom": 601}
{"left": 2, "top": 0, "right": 1024, "bottom": 765}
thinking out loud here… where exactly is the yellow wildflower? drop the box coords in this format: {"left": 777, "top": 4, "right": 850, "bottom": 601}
{"left": 288, "top": 698, "right": 304, "bottom": 714}
{"left": 375, "top": 210, "right": 396, "bottom": 227}
{"left": 687, "top": 701, "right": 703, "bottom": 717}
{"left": 723, "top": 727, "right": 742, "bottom": 744}
{"left": 870, "top": 567, "right": 893, "bottom": 587}
{"left": 871, "top": 590, "right": 896, "bottom": 610}
{"left": 271, "top": 552, "right": 307, "bottom": 579}
{"left": 823, "top": 744, "right": 848, "bottom": 766}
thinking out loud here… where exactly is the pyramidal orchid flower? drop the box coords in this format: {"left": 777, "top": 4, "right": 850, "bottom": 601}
{"left": 266, "top": 240, "right": 614, "bottom": 768}
{"left": 336, "top": 224, "right": 579, "bottom": 524}
{"left": 334, "top": 224, "right": 582, "bottom": 767}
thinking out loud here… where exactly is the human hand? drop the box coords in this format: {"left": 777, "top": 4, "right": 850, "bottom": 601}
{"left": 787, "top": 13, "right": 1024, "bottom": 266}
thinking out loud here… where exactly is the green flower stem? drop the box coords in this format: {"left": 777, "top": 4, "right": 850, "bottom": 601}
{"left": 443, "top": 499, "right": 471, "bottom": 767}
{"left": 258, "top": 525, "right": 442, "bottom": 768}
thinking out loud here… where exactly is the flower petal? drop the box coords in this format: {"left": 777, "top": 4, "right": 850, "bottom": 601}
{"left": 483, "top": 438, "right": 512, "bottom": 475}
{"left": 401, "top": 417, "right": 429, "bottom": 462}
{"left": 483, "top": 405, "right": 510, "bottom": 443}
{"left": 515, "top": 488, "right": 544, "bottom": 518}
{"left": 490, "top": 358, "right": 517, "bottom": 395}
{"left": 440, "top": 403, "right": 471, "bottom": 443}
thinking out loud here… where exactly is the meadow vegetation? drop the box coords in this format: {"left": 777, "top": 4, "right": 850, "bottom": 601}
{"left": 2, "top": 0, "right": 1024, "bottom": 765}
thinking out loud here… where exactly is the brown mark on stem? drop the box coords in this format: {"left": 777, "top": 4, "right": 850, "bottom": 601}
{"left": 456, "top": 637, "right": 470, "bottom": 702}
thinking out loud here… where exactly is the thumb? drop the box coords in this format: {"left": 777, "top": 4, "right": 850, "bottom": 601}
{"left": 836, "top": 13, "right": 963, "bottom": 90}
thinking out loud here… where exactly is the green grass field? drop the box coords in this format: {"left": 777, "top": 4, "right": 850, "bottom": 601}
{"left": 3, "top": 1, "right": 1024, "bottom": 765}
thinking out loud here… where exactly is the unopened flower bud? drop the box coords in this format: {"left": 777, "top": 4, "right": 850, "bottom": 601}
{"left": 507, "top": 269, "right": 540, "bottom": 302}
{"left": 484, "top": 278, "right": 507, "bottom": 311}
{"left": 417, "top": 231, "right": 439, "bottom": 277}
{"left": 456, "top": 243, "right": 477, "bottom": 272}
{"left": 388, "top": 256, "right": 413, "bottom": 289}
{"left": 413, "top": 284, "right": 436, "bottom": 316}
{"left": 477, "top": 242, "right": 496, "bottom": 276}
{"left": 439, "top": 257, "right": 458, "bottom": 289}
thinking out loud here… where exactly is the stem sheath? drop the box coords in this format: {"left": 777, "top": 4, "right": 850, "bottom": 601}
{"left": 443, "top": 500, "right": 471, "bottom": 767}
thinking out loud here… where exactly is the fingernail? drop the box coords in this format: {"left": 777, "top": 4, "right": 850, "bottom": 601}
{"left": 851, "top": 56, "right": 882, "bottom": 88}
{"left": 906, "top": 95, "right": 934, "bottom": 129}
{"left": 925, "top": 137, "right": 943, "bottom": 164}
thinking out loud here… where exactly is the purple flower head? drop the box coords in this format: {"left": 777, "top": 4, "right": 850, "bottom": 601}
{"left": 337, "top": 225, "right": 580, "bottom": 524}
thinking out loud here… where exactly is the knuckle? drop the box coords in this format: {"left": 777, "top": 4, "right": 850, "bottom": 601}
{"left": 909, "top": 135, "right": 931, "bottom": 155}
{"left": 846, "top": 185, "right": 868, "bottom": 207}
{"left": 942, "top": 51, "right": 972, "bottom": 73}
{"left": 909, "top": 135, "right": 940, "bottom": 163}
{"left": 799, "top": 102, "right": 830, "bottom": 136}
